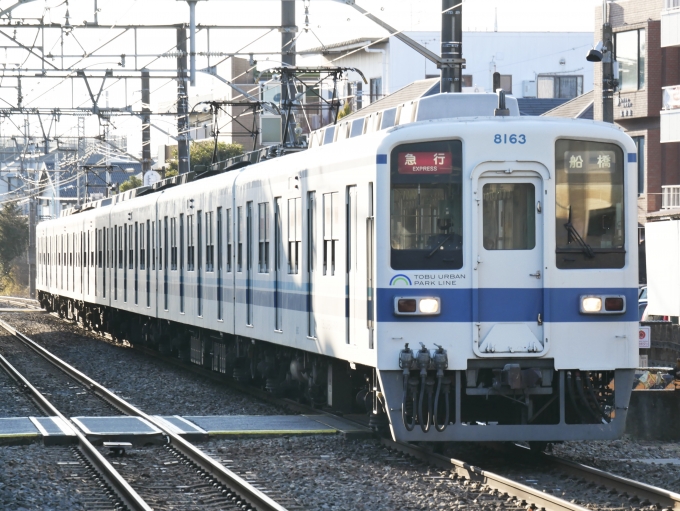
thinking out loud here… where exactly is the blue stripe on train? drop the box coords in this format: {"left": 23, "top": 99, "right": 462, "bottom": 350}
{"left": 375, "top": 287, "right": 639, "bottom": 323}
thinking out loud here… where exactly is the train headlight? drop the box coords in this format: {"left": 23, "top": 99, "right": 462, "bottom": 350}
{"left": 419, "top": 298, "right": 440, "bottom": 314}
{"left": 581, "top": 296, "right": 602, "bottom": 313}
{"left": 394, "top": 297, "right": 441, "bottom": 316}
{"left": 580, "top": 295, "right": 626, "bottom": 314}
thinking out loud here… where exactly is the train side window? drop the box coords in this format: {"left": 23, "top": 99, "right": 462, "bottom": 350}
{"left": 206, "top": 211, "right": 214, "bottom": 272}
{"left": 323, "top": 192, "right": 340, "bottom": 275}
{"left": 90, "top": 231, "right": 94, "bottom": 267}
{"left": 226, "top": 208, "right": 232, "bottom": 272}
{"left": 187, "top": 214, "right": 195, "bottom": 271}
{"left": 555, "top": 139, "right": 625, "bottom": 269}
{"left": 288, "top": 197, "right": 301, "bottom": 274}
{"left": 237, "top": 207, "right": 242, "bottom": 272}
{"left": 258, "top": 202, "right": 269, "bottom": 273}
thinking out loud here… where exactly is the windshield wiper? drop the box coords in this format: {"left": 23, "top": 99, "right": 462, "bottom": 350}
{"left": 426, "top": 234, "right": 454, "bottom": 258}
{"left": 564, "top": 205, "right": 595, "bottom": 258}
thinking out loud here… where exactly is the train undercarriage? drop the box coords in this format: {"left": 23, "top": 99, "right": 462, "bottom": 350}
{"left": 39, "top": 292, "right": 634, "bottom": 446}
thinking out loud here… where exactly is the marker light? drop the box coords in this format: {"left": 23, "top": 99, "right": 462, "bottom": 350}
{"left": 397, "top": 299, "right": 417, "bottom": 313}
{"left": 581, "top": 297, "right": 602, "bottom": 313}
{"left": 604, "top": 297, "right": 625, "bottom": 312}
{"left": 419, "top": 298, "right": 440, "bottom": 314}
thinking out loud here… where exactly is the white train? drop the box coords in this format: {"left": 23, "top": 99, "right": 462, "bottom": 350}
{"left": 37, "top": 92, "right": 638, "bottom": 445}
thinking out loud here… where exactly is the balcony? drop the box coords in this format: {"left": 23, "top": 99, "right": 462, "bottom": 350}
{"left": 662, "top": 0, "right": 680, "bottom": 47}
{"left": 662, "top": 185, "right": 680, "bottom": 210}
{"left": 661, "top": 86, "right": 680, "bottom": 143}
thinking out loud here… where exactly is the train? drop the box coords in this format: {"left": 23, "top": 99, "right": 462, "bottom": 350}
{"left": 37, "top": 90, "right": 639, "bottom": 446}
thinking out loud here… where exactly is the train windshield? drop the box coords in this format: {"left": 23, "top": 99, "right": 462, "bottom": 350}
{"left": 555, "top": 139, "right": 625, "bottom": 269}
{"left": 390, "top": 140, "right": 463, "bottom": 270}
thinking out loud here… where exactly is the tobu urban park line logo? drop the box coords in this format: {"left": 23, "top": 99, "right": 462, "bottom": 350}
{"left": 390, "top": 274, "right": 412, "bottom": 286}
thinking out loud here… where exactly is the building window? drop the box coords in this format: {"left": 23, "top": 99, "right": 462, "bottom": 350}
{"left": 615, "top": 29, "right": 645, "bottom": 91}
{"left": 462, "top": 75, "right": 473, "bottom": 88}
{"left": 500, "top": 74, "right": 512, "bottom": 94}
{"left": 632, "top": 135, "right": 645, "bottom": 195}
{"left": 370, "top": 77, "right": 382, "bottom": 103}
{"left": 537, "top": 75, "right": 583, "bottom": 99}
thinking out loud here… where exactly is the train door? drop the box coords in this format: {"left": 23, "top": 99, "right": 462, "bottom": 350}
{"left": 346, "top": 186, "right": 357, "bottom": 345}
{"left": 474, "top": 174, "right": 545, "bottom": 356}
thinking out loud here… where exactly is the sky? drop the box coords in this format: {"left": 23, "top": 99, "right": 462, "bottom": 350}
{"left": 0, "top": 0, "right": 600, "bottom": 158}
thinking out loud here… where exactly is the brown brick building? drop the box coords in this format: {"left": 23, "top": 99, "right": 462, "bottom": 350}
{"left": 593, "top": 0, "right": 680, "bottom": 238}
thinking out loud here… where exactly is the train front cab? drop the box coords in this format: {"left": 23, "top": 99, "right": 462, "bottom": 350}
{"left": 376, "top": 124, "right": 638, "bottom": 443}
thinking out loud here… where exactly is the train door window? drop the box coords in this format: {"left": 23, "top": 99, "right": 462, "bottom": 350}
{"left": 124, "top": 224, "right": 128, "bottom": 303}
{"left": 288, "top": 197, "right": 301, "bottom": 274}
{"left": 179, "top": 213, "right": 185, "bottom": 313}
{"left": 206, "top": 211, "right": 214, "bottom": 272}
{"left": 91, "top": 231, "right": 95, "bottom": 267}
{"left": 258, "top": 203, "right": 269, "bottom": 273}
{"left": 129, "top": 225, "right": 134, "bottom": 270}
{"left": 226, "top": 208, "right": 232, "bottom": 272}
{"left": 187, "top": 214, "right": 195, "bottom": 271}
{"left": 146, "top": 220, "right": 150, "bottom": 308}
{"left": 98, "top": 229, "right": 103, "bottom": 268}
{"left": 482, "top": 184, "right": 536, "bottom": 250}
{"left": 114, "top": 226, "right": 118, "bottom": 300}
{"left": 217, "top": 207, "right": 223, "bottom": 320}
{"left": 246, "top": 202, "right": 253, "bottom": 325}
{"left": 171, "top": 217, "right": 177, "bottom": 270}
{"left": 103, "top": 227, "right": 106, "bottom": 298}
{"left": 555, "top": 139, "right": 625, "bottom": 269}
{"left": 164, "top": 217, "right": 169, "bottom": 311}
{"left": 151, "top": 221, "right": 155, "bottom": 270}
{"left": 307, "top": 192, "right": 316, "bottom": 338}
{"left": 367, "top": 182, "right": 375, "bottom": 348}
{"left": 237, "top": 207, "right": 242, "bottom": 272}
{"left": 390, "top": 140, "right": 464, "bottom": 270}
{"left": 274, "top": 198, "right": 282, "bottom": 330}
{"left": 134, "top": 222, "right": 138, "bottom": 305}
{"left": 140, "top": 226, "right": 146, "bottom": 270}
{"left": 323, "top": 192, "right": 340, "bottom": 275}
{"left": 118, "top": 226, "right": 123, "bottom": 269}
{"left": 197, "top": 210, "right": 203, "bottom": 317}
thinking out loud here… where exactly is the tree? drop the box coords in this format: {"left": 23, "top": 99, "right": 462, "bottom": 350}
{"left": 119, "top": 175, "right": 143, "bottom": 193}
{"left": 0, "top": 202, "right": 28, "bottom": 285}
{"left": 166, "top": 141, "right": 244, "bottom": 174}
{"left": 336, "top": 101, "right": 351, "bottom": 120}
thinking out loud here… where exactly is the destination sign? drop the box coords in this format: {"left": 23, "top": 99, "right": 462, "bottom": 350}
{"left": 397, "top": 151, "right": 453, "bottom": 174}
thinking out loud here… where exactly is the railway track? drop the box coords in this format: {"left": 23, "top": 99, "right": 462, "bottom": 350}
{"left": 0, "top": 316, "right": 292, "bottom": 511}
{"left": 4, "top": 306, "right": 679, "bottom": 511}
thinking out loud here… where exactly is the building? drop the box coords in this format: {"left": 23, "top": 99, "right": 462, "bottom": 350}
{"left": 588, "top": 0, "right": 680, "bottom": 282}
{"left": 300, "top": 31, "right": 595, "bottom": 112}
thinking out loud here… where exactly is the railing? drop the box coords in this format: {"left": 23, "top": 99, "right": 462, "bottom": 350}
{"left": 663, "top": 185, "right": 680, "bottom": 209}
{"left": 663, "top": 86, "right": 680, "bottom": 110}
{"left": 665, "top": 0, "right": 680, "bottom": 11}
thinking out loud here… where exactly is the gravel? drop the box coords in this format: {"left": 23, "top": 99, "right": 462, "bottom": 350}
{"left": 199, "top": 436, "right": 533, "bottom": 511}
{"left": 0, "top": 312, "right": 283, "bottom": 417}
{"left": 552, "top": 438, "right": 680, "bottom": 494}
{"left": 0, "top": 443, "right": 119, "bottom": 510}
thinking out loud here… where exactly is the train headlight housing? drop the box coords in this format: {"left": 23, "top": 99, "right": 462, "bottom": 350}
{"left": 394, "top": 297, "right": 441, "bottom": 316}
{"left": 580, "top": 295, "right": 626, "bottom": 314}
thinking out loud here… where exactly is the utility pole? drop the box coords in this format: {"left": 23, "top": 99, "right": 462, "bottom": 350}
{"left": 177, "top": 27, "right": 190, "bottom": 174}
{"left": 281, "top": 0, "right": 296, "bottom": 144}
{"left": 141, "top": 69, "right": 151, "bottom": 182}
{"left": 441, "top": 0, "right": 462, "bottom": 93}
{"left": 601, "top": 7, "right": 615, "bottom": 123}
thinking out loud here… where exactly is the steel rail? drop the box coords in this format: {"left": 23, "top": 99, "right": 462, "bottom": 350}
{"left": 522, "top": 446, "right": 680, "bottom": 511}
{"left": 380, "top": 438, "right": 591, "bottom": 511}
{"left": 0, "top": 317, "right": 289, "bottom": 511}
{"left": 0, "top": 351, "right": 151, "bottom": 511}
